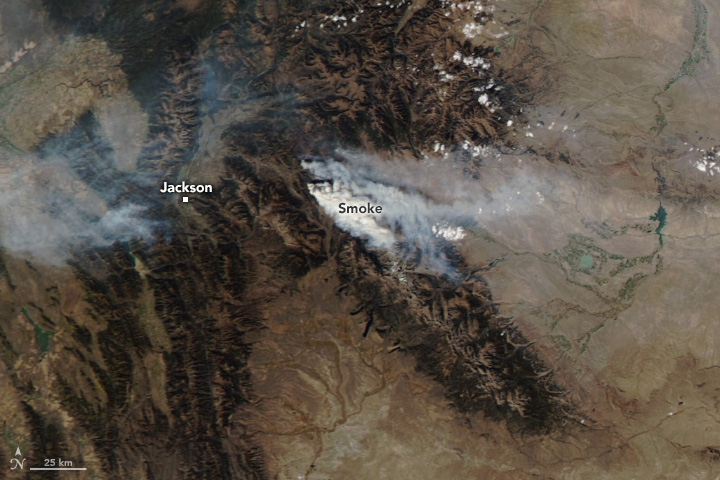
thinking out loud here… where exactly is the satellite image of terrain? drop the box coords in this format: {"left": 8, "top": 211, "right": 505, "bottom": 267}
{"left": 1, "top": 0, "right": 720, "bottom": 478}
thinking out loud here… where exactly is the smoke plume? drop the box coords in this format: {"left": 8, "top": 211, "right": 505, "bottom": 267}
{"left": 302, "top": 150, "right": 556, "bottom": 272}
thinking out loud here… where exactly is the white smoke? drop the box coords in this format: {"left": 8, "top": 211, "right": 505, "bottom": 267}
{"left": 307, "top": 179, "right": 397, "bottom": 248}
{"left": 302, "top": 150, "right": 555, "bottom": 271}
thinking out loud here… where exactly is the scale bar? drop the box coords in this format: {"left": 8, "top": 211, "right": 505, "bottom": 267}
{"left": 30, "top": 467, "right": 87, "bottom": 471}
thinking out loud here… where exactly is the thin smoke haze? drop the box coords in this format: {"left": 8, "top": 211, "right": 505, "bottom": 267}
{"left": 0, "top": 152, "right": 157, "bottom": 266}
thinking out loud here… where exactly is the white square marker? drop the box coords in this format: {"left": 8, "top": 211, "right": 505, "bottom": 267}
{"left": 182, "top": 197, "right": 189, "bottom": 203}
